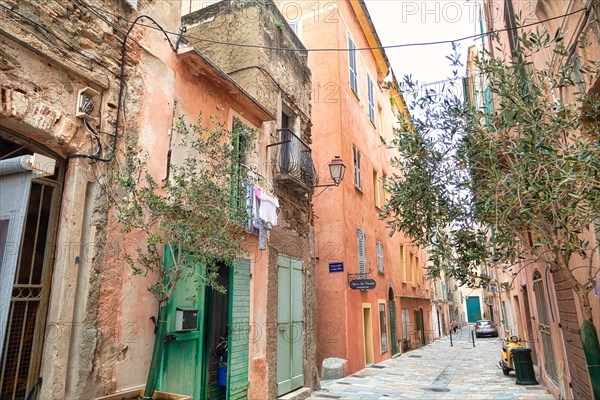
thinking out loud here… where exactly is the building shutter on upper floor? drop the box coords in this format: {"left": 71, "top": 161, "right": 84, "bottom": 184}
{"left": 357, "top": 229, "right": 366, "bottom": 274}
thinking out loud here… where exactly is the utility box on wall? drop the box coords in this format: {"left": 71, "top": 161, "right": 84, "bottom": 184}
{"left": 176, "top": 307, "right": 198, "bottom": 331}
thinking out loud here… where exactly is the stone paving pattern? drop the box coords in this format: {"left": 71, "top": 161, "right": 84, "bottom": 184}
{"left": 310, "top": 330, "right": 554, "bottom": 399}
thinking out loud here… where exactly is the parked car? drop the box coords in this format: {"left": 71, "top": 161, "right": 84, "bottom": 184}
{"left": 474, "top": 320, "right": 498, "bottom": 338}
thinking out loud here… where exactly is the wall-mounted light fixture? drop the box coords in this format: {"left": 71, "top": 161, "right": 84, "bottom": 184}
{"left": 314, "top": 156, "right": 346, "bottom": 188}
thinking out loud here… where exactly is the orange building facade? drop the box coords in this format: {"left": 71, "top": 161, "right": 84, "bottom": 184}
{"left": 278, "top": 0, "right": 433, "bottom": 376}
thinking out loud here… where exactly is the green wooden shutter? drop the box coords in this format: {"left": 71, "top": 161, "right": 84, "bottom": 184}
{"left": 276, "top": 256, "right": 304, "bottom": 396}
{"left": 290, "top": 259, "right": 304, "bottom": 389}
{"left": 227, "top": 259, "right": 251, "bottom": 399}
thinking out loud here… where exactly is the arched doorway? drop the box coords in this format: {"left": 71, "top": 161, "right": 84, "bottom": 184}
{"left": 0, "top": 129, "right": 64, "bottom": 399}
{"left": 388, "top": 287, "right": 397, "bottom": 354}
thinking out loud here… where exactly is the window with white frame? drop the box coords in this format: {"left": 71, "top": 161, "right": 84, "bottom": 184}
{"left": 287, "top": 21, "right": 298, "bottom": 35}
{"left": 376, "top": 240, "right": 384, "bottom": 273}
{"left": 367, "top": 73, "right": 375, "bottom": 124}
{"left": 353, "top": 145, "right": 362, "bottom": 190}
{"left": 348, "top": 34, "right": 358, "bottom": 94}
{"left": 357, "top": 229, "right": 366, "bottom": 274}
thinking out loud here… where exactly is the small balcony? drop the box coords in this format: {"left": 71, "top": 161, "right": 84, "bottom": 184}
{"left": 270, "top": 129, "right": 317, "bottom": 192}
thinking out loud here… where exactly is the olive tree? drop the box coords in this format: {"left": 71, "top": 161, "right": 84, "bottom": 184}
{"left": 111, "top": 115, "right": 254, "bottom": 398}
{"left": 384, "top": 31, "right": 600, "bottom": 395}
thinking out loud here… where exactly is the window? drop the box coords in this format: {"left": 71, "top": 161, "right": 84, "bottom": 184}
{"left": 367, "top": 73, "right": 375, "bottom": 124}
{"left": 415, "top": 256, "right": 420, "bottom": 286}
{"left": 231, "top": 118, "right": 250, "bottom": 213}
{"left": 381, "top": 173, "right": 387, "bottom": 205}
{"left": 376, "top": 240, "right": 384, "bottom": 273}
{"left": 373, "top": 170, "right": 381, "bottom": 208}
{"left": 407, "top": 253, "right": 414, "bottom": 282}
{"left": 357, "top": 229, "right": 366, "bottom": 274}
{"left": 288, "top": 21, "right": 298, "bottom": 34}
{"left": 402, "top": 308, "right": 410, "bottom": 341}
{"left": 353, "top": 146, "right": 362, "bottom": 190}
{"left": 400, "top": 245, "right": 406, "bottom": 282}
{"left": 379, "top": 302, "right": 388, "bottom": 353}
{"left": 348, "top": 34, "right": 358, "bottom": 94}
{"left": 441, "top": 281, "right": 446, "bottom": 301}
{"left": 378, "top": 106, "right": 384, "bottom": 138}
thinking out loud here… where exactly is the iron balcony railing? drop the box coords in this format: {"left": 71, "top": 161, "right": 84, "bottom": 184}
{"left": 270, "top": 128, "right": 317, "bottom": 190}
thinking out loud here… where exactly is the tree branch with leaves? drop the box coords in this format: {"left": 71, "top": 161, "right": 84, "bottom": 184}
{"left": 385, "top": 30, "right": 600, "bottom": 396}
{"left": 110, "top": 114, "right": 256, "bottom": 398}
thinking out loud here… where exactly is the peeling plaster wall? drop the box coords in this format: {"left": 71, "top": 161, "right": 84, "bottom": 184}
{"left": 1, "top": 0, "right": 313, "bottom": 399}
{"left": 184, "top": 1, "right": 318, "bottom": 397}
{"left": 0, "top": 0, "right": 131, "bottom": 397}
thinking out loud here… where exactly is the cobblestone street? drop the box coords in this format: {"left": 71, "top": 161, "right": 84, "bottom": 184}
{"left": 310, "top": 330, "right": 554, "bottom": 400}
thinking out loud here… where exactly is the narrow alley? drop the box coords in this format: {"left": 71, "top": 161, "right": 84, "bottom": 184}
{"left": 310, "top": 331, "right": 554, "bottom": 400}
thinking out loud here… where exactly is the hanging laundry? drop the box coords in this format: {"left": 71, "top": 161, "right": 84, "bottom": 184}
{"left": 246, "top": 183, "right": 259, "bottom": 236}
{"left": 258, "top": 189, "right": 279, "bottom": 226}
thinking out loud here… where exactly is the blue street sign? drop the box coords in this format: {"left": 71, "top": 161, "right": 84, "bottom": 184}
{"left": 329, "top": 262, "right": 344, "bottom": 272}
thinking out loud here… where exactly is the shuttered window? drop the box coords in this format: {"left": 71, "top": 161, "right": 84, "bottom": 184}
{"left": 357, "top": 229, "right": 366, "bottom": 274}
{"left": 353, "top": 146, "right": 361, "bottom": 190}
{"left": 348, "top": 34, "right": 358, "bottom": 94}
{"left": 367, "top": 73, "right": 375, "bottom": 124}
{"left": 376, "top": 240, "right": 384, "bottom": 273}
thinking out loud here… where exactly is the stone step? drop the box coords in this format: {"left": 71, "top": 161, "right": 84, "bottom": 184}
{"left": 277, "top": 387, "right": 312, "bottom": 400}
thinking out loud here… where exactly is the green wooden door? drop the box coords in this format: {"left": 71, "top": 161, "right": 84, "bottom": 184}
{"left": 276, "top": 256, "right": 304, "bottom": 396}
{"left": 227, "top": 259, "right": 251, "bottom": 399}
{"left": 160, "top": 247, "right": 205, "bottom": 399}
{"left": 466, "top": 296, "right": 482, "bottom": 323}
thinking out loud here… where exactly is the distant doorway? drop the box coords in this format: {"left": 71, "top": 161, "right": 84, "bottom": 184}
{"left": 362, "top": 305, "right": 373, "bottom": 365}
{"left": 388, "top": 289, "right": 397, "bottom": 354}
{"left": 466, "top": 296, "right": 482, "bottom": 322}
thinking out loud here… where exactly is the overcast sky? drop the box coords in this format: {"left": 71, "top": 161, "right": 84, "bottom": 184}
{"left": 365, "top": 0, "right": 483, "bottom": 86}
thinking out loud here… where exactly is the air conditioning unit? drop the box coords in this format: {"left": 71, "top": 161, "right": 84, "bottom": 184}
{"left": 123, "top": 0, "right": 137, "bottom": 10}
{"left": 176, "top": 307, "right": 198, "bottom": 331}
{"left": 75, "top": 87, "right": 99, "bottom": 120}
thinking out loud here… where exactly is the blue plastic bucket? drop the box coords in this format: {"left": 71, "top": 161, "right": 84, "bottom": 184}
{"left": 218, "top": 367, "right": 227, "bottom": 386}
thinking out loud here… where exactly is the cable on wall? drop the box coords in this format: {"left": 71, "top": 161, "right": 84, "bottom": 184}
{"left": 80, "top": 2, "right": 586, "bottom": 53}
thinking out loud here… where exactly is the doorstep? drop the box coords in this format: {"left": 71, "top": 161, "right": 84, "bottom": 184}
{"left": 277, "top": 387, "right": 312, "bottom": 400}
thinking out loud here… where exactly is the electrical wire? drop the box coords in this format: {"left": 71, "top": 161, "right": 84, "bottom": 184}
{"left": 68, "top": 14, "right": 176, "bottom": 161}
{"left": 0, "top": 3, "right": 121, "bottom": 80}
{"left": 81, "top": 2, "right": 586, "bottom": 53}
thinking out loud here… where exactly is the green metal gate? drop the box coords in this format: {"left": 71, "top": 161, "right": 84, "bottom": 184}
{"left": 276, "top": 256, "right": 304, "bottom": 396}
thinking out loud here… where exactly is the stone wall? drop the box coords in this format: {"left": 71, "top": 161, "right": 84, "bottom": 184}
{"left": 0, "top": 1, "right": 179, "bottom": 398}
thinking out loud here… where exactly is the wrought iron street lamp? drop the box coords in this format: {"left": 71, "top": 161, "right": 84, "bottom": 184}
{"left": 314, "top": 156, "right": 346, "bottom": 188}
